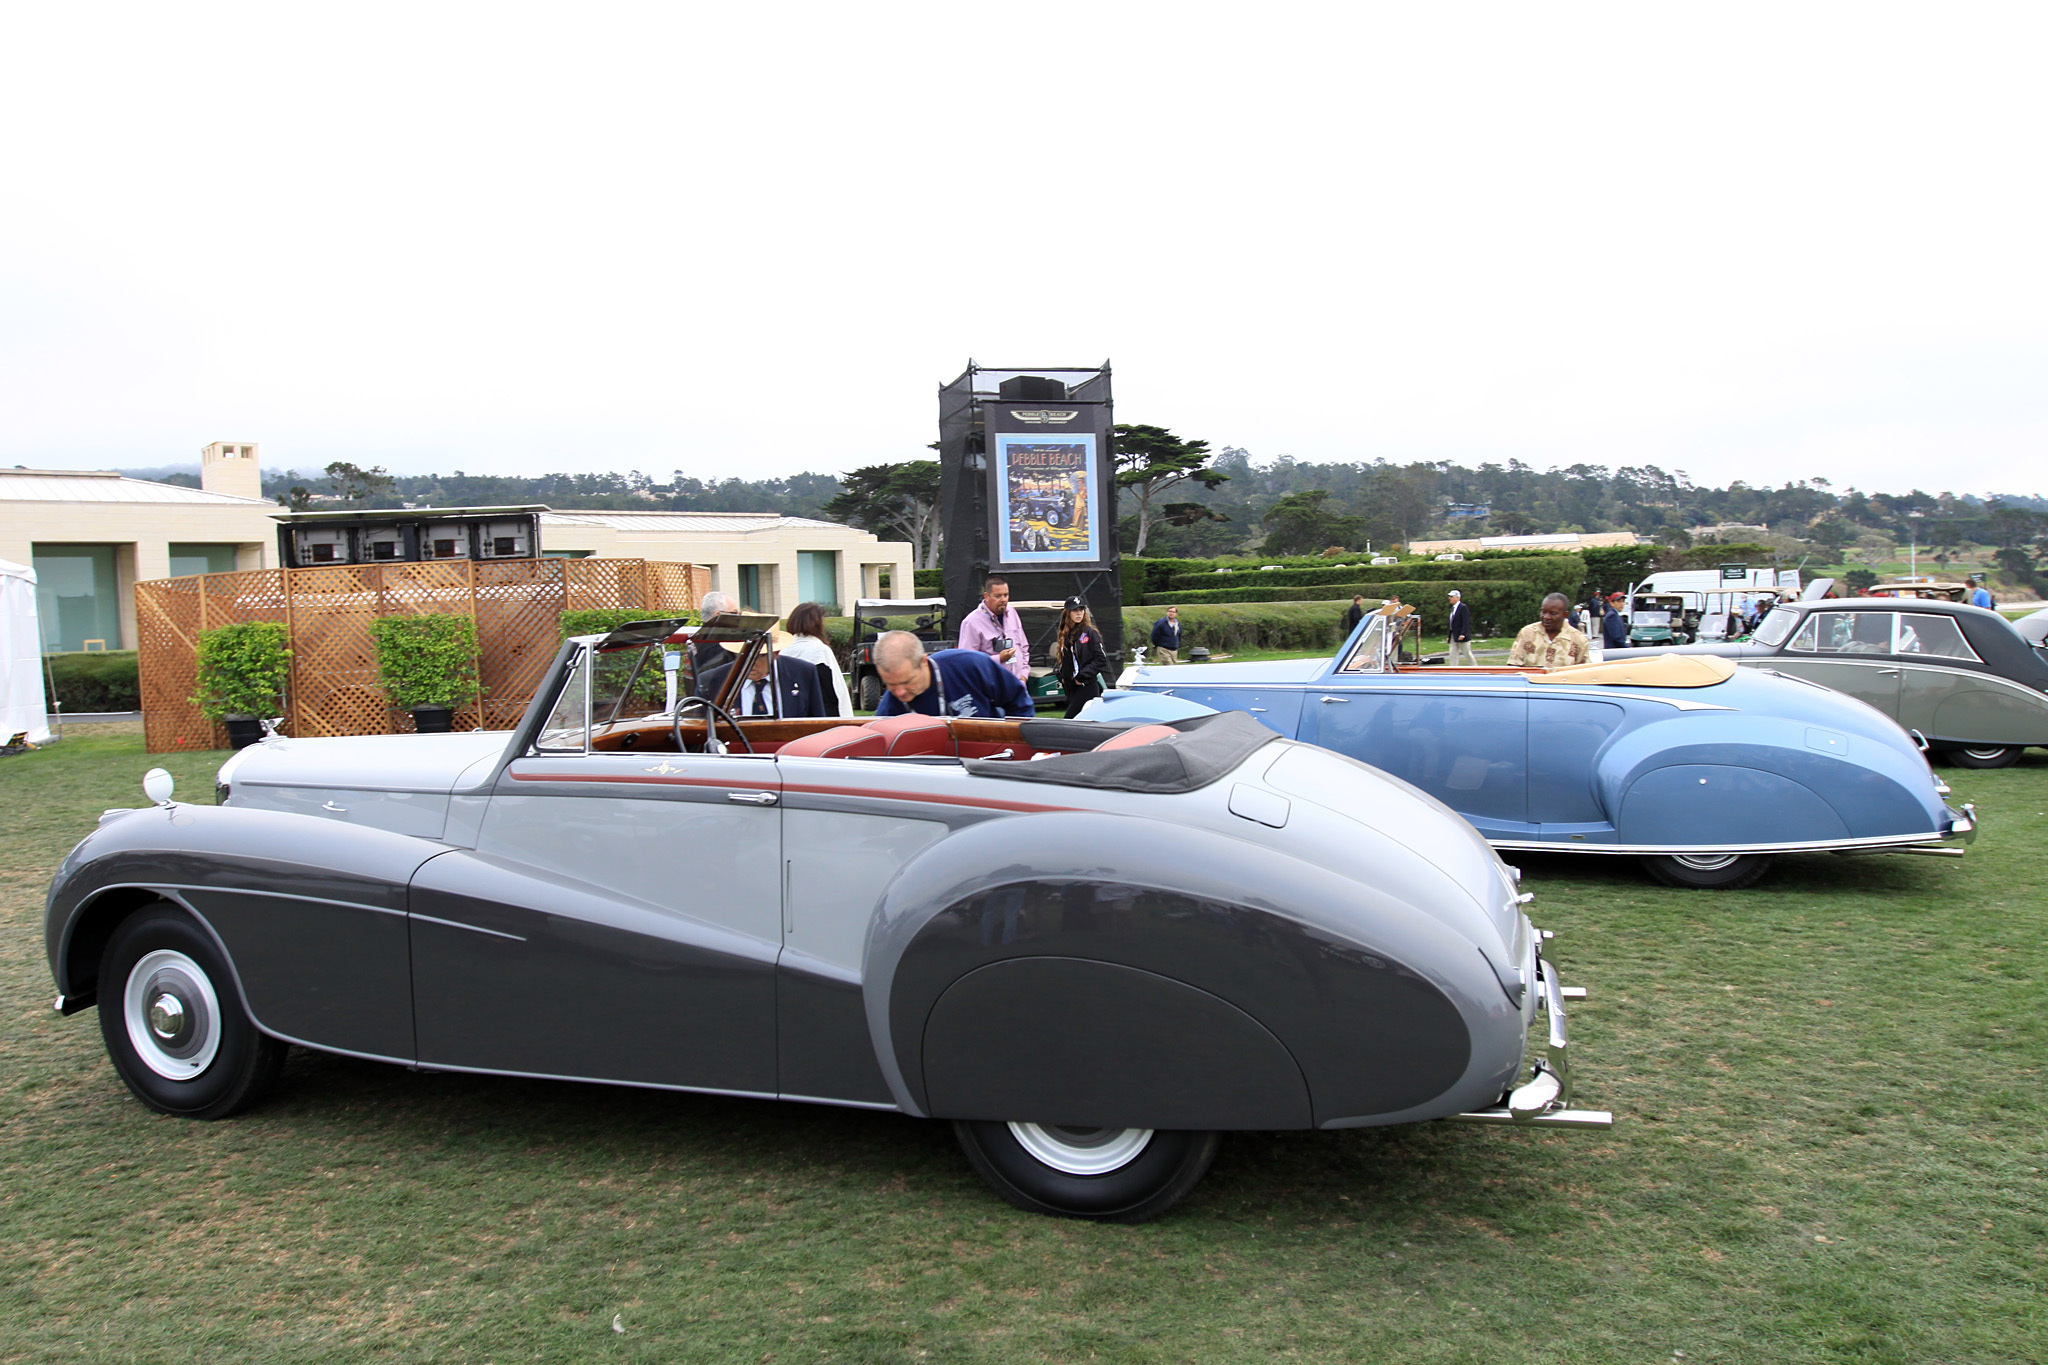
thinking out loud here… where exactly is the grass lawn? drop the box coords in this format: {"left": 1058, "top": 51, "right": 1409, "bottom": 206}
{"left": 2, "top": 725, "right": 2043, "bottom": 1363}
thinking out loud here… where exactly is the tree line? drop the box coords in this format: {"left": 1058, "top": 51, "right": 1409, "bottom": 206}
{"left": 125, "top": 436, "right": 2048, "bottom": 587}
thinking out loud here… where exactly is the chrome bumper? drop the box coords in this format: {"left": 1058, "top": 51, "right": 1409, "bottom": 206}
{"left": 1858, "top": 801, "right": 1978, "bottom": 858}
{"left": 1449, "top": 938, "right": 1613, "bottom": 1130}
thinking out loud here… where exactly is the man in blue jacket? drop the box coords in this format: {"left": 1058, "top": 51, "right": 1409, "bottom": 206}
{"left": 1149, "top": 606, "right": 1182, "bottom": 664}
{"left": 872, "top": 631, "right": 1035, "bottom": 719}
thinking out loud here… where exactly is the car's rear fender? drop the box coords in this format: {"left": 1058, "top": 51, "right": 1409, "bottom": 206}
{"left": 865, "top": 812, "right": 1526, "bottom": 1131}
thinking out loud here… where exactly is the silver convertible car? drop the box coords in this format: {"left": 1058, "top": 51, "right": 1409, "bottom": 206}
{"left": 1097, "top": 607, "right": 1975, "bottom": 889}
{"left": 46, "top": 619, "right": 1607, "bottom": 1223}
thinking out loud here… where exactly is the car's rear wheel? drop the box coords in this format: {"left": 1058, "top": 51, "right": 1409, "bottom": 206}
{"left": 1642, "top": 852, "right": 1773, "bottom": 890}
{"left": 98, "top": 903, "right": 285, "bottom": 1119}
{"left": 1940, "top": 745, "right": 2023, "bottom": 769}
{"left": 952, "top": 1120, "right": 1221, "bottom": 1222}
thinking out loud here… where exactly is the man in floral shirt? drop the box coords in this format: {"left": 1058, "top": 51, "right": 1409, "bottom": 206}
{"left": 1507, "top": 593, "right": 1592, "bottom": 670}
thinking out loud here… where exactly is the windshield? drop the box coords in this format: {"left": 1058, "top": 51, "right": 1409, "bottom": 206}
{"left": 1337, "top": 616, "right": 1388, "bottom": 673}
{"left": 1752, "top": 607, "right": 1799, "bottom": 647}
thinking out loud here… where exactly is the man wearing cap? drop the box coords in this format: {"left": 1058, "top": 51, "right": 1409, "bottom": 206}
{"left": 1445, "top": 589, "right": 1477, "bottom": 665}
{"left": 1508, "top": 593, "right": 1593, "bottom": 670}
{"left": 957, "top": 574, "right": 1031, "bottom": 687}
{"left": 695, "top": 629, "right": 832, "bottom": 718}
{"left": 873, "top": 631, "right": 1035, "bottom": 720}
{"left": 1601, "top": 592, "right": 1630, "bottom": 651}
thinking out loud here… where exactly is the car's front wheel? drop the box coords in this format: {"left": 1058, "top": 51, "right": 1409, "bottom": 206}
{"left": 98, "top": 903, "right": 286, "bottom": 1119}
{"left": 1940, "top": 745, "right": 2024, "bottom": 769}
{"left": 1642, "top": 852, "right": 1773, "bottom": 890}
{"left": 952, "top": 1121, "right": 1221, "bottom": 1222}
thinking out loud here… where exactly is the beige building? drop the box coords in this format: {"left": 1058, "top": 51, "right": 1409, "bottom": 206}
{"left": 1, "top": 442, "right": 279, "bottom": 652}
{"left": 4, "top": 440, "right": 913, "bottom": 651}
{"left": 536, "top": 511, "right": 909, "bottom": 616}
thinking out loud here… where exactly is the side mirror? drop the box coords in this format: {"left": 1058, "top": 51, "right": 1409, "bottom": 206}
{"left": 142, "top": 768, "right": 175, "bottom": 807}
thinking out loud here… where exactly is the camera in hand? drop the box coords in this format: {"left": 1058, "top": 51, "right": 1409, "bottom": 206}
{"left": 992, "top": 636, "right": 1012, "bottom": 652}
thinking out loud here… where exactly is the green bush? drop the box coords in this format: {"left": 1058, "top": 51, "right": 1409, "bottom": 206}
{"left": 559, "top": 608, "right": 693, "bottom": 640}
{"left": 43, "top": 651, "right": 140, "bottom": 713}
{"left": 1148, "top": 575, "right": 1572, "bottom": 636}
{"left": 1116, "top": 603, "right": 1354, "bottom": 657}
{"left": 368, "top": 614, "right": 482, "bottom": 711}
{"left": 191, "top": 622, "right": 292, "bottom": 721}
{"left": 913, "top": 569, "right": 943, "bottom": 596}
{"left": 1162, "top": 554, "right": 1580, "bottom": 591}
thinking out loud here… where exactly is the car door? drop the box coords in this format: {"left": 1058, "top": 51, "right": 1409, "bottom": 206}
{"left": 1299, "top": 679, "right": 1529, "bottom": 838}
{"left": 1527, "top": 696, "right": 1627, "bottom": 840}
{"left": 409, "top": 646, "right": 785, "bottom": 1095}
{"left": 1768, "top": 610, "right": 1902, "bottom": 720}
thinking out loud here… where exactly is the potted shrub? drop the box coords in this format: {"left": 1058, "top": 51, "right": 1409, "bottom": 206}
{"left": 368, "top": 613, "right": 482, "bottom": 733}
{"left": 190, "top": 621, "right": 292, "bottom": 749}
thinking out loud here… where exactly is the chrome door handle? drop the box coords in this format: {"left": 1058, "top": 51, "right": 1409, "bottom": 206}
{"left": 1877, "top": 668, "right": 1901, "bottom": 676}
{"left": 1249, "top": 707, "right": 1267, "bottom": 713}
{"left": 1319, "top": 696, "right": 1350, "bottom": 705}
{"left": 321, "top": 801, "right": 348, "bottom": 813}
{"left": 727, "top": 790, "right": 779, "bottom": 806}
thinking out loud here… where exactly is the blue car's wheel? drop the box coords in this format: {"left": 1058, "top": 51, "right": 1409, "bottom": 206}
{"left": 98, "top": 903, "right": 286, "bottom": 1119}
{"left": 952, "top": 1120, "right": 1220, "bottom": 1222}
{"left": 1642, "top": 853, "right": 1773, "bottom": 890}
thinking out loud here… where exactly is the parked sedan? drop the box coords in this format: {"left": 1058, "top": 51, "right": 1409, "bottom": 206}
{"left": 1610, "top": 597, "right": 2048, "bottom": 769}
{"left": 1094, "top": 608, "right": 1974, "bottom": 889}
{"left": 46, "top": 619, "right": 1607, "bottom": 1224}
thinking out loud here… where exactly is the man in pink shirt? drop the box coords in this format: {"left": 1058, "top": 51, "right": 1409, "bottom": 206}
{"left": 956, "top": 574, "right": 1031, "bottom": 686}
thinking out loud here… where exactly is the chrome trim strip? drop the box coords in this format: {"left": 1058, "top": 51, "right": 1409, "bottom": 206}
{"left": 1139, "top": 681, "right": 1733, "bottom": 711}
{"left": 1449, "top": 1107, "right": 1615, "bottom": 1128}
{"left": 1489, "top": 827, "right": 1966, "bottom": 856}
{"left": 408, "top": 912, "right": 527, "bottom": 943}
{"left": 140, "top": 881, "right": 409, "bottom": 918}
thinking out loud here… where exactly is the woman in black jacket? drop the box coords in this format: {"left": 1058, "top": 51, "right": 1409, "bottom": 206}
{"left": 1053, "top": 595, "right": 1108, "bottom": 719}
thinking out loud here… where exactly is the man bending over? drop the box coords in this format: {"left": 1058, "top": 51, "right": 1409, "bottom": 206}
{"left": 873, "top": 631, "right": 1035, "bottom": 719}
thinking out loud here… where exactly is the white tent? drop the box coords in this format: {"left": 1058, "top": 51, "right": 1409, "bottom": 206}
{"left": 1, "top": 559, "right": 55, "bottom": 746}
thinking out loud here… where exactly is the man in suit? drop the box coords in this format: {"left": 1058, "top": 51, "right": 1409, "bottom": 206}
{"left": 1342, "top": 595, "right": 1367, "bottom": 635}
{"left": 1445, "top": 589, "right": 1477, "bottom": 665}
{"left": 691, "top": 591, "right": 737, "bottom": 678}
{"left": 695, "top": 632, "right": 831, "bottom": 719}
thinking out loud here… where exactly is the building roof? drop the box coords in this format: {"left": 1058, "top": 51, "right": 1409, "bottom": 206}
{"left": 536, "top": 511, "right": 844, "bottom": 533}
{"left": 0, "top": 468, "right": 272, "bottom": 506}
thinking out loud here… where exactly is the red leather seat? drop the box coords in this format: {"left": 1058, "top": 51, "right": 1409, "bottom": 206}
{"left": 777, "top": 726, "right": 887, "bottom": 759}
{"left": 865, "top": 714, "right": 955, "bottom": 757}
{"left": 1096, "top": 723, "right": 1179, "bottom": 752}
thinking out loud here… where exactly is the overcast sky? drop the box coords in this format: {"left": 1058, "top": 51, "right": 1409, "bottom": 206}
{"left": 3, "top": 4, "right": 2043, "bottom": 498}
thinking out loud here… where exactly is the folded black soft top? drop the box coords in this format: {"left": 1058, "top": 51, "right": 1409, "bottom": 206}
{"left": 967, "top": 710, "right": 1281, "bottom": 794}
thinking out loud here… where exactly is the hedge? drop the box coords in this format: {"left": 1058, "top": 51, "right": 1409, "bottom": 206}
{"left": 43, "top": 651, "right": 140, "bottom": 712}
{"left": 559, "top": 608, "right": 695, "bottom": 639}
{"left": 1163, "top": 553, "right": 1581, "bottom": 591}
{"left": 1117, "top": 603, "right": 1357, "bottom": 657}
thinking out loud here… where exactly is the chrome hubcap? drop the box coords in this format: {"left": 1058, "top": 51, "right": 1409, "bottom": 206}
{"left": 124, "top": 950, "right": 221, "bottom": 1081}
{"left": 1672, "top": 853, "right": 1740, "bottom": 872}
{"left": 147, "top": 993, "right": 187, "bottom": 1042}
{"left": 1962, "top": 748, "right": 2008, "bottom": 760}
{"left": 1008, "top": 1123, "right": 1154, "bottom": 1175}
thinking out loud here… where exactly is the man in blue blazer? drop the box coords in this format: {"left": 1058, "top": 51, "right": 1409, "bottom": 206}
{"left": 696, "top": 635, "right": 832, "bottom": 718}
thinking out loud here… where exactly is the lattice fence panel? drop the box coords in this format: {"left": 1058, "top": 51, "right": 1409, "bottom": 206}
{"left": 137, "top": 578, "right": 209, "bottom": 753}
{"left": 136, "top": 559, "right": 707, "bottom": 749}
{"left": 475, "top": 560, "right": 568, "bottom": 729}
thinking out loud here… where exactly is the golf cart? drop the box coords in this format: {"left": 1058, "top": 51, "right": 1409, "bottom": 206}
{"left": 849, "top": 597, "right": 948, "bottom": 712}
{"left": 1626, "top": 592, "right": 1695, "bottom": 647}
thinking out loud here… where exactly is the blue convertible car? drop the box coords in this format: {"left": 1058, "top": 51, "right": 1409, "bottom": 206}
{"left": 1094, "top": 608, "right": 1975, "bottom": 888}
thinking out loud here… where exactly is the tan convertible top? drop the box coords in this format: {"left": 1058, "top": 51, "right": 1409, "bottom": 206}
{"left": 1529, "top": 654, "right": 1738, "bottom": 688}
